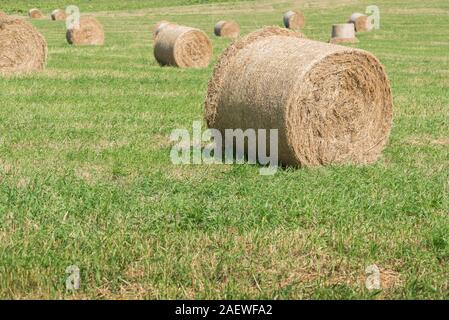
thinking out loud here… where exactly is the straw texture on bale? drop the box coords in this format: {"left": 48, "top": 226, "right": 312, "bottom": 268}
{"left": 66, "top": 17, "right": 104, "bottom": 46}
{"left": 330, "top": 23, "right": 359, "bottom": 44}
{"left": 154, "top": 25, "right": 212, "bottom": 68}
{"left": 214, "top": 20, "right": 240, "bottom": 38}
{"left": 283, "top": 10, "right": 305, "bottom": 29}
{"left": 348, "top": 13, "right": 373, "bottom": 32}
{"left": 28, "top": 8, "right": 43, "bottom": 19}
{"left": 51, "top": 9, "right": 67, "bottom": 21}
{"left": 153, "top": 20, "right": 178, "bottom": 40}
{"left": 0, "top": 11, "right": 8, "bottom": 19}
{"left": 205, "top": 27, "right": 393, "bottom": 167}
{"left": 0, "top": 16, "right": 48, "bottom": 74}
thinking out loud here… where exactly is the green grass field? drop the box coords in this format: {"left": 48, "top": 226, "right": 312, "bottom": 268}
{"left": 0, "top": 0, "right": 448, "bottom": 299}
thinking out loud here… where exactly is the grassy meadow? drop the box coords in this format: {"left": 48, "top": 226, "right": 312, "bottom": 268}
{"left": 0, "top": 0, "right": 448, "bottom": 299}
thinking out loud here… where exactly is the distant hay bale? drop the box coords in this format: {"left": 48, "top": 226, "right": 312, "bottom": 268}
{"left": 153, "top": 20, "right": 178, "bottom": 40}
{"left": 51, "top": 9, "right": 67, "bottom": 21}
{"left": 205, "top": 26, "right": 393, "bottom": 167}
{"left": 66, "top": 17, "right": 104, "bottom": 46}
{"left": 330, "top": 23, "right": 359, "bottom": 44}
{"left": 348, "top": 12, "right": 373, "bottom": 32}
{"left": 283, "top": 10, "right": 305, "bottom": 29}
{"left": 214, "top": 20, "right": 240, "bottom": 38}
{"left": 154, "top": 25, "right": 212, "bottom": 68}
{"left": 0, "top": 17, "right": 48, "bottom": 74}
{"left": 28, "top": 8, "right": 43, "bottom": 19}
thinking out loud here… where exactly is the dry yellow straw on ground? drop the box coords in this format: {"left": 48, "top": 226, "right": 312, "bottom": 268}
{"left": 66, "top": 17, "right": 104, "bottom": 46}
{"left": 154, "top": 24, "right": 212, "bottom": 68}
{"left": 28, "top": 8, "right": 43, "bottom": 19}
{"left": 214, "top": 20, "right": 240, "bottom": 38}
{"left": 348, "top": 13, "right": 373, "bottom": 32}
{"left": 330, "top": 23, "right": 359, "bottom": 44}
{"left": 51, "top": 9, "right": 67, "bottom": 21}
{"left": 283, "top": 10, "right": 305, "bottom": 29}
{"left": 205, "top": 26, "right": 393, "bottom": 167}
{"left": 0, "top": 16, "right": 48, "bottom": 74}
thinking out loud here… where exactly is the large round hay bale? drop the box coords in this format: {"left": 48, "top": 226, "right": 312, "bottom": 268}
{"left": 154, "top": 25, "right": 212, "bottom": 68}
{"left": 51, "top": 9, "right": 67, "bottom": 21}
{"left": 28, "top": 8, "right": 43, "bottom": 19}
{"left": 205, "top": 26, "right": 393, "bottom": 167}
{"left": 214, "top": 20, "right": 240, "bottom": 38}
{"left": 283, "top": 10, "right": 305, "bottom": 29}
{"left": 66, "top": 17, "right": 104, "bottom": 46}
{"left": 348, "top": 12, "right": 373, "bottom": 32}
{"left": 153, "top": 20, "right": 178, "bottom": 40}
{"left": 0, "top": 17, "right": 48, "bottom": 74}
{"left": 330, "top": 23, "right": 358, "bottom": 44}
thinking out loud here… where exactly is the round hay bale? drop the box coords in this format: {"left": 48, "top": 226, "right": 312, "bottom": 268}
{"left": 51, "top": 9, "right": 67, "bottom": 21}
{"left": 0, "top": 11, "right": 8, "bottom": 19}
{"left": 348, "top": 12, "right": 373, "bottom": 32}
{"left": 330, "top": 23, "right": 359, "bottom": 44}
{"left": 205, "top": 26, "right": 393, "bottom": 167}
{"left": 154, "top": 25, "right": 212, "bottom": 68}
{"left": 28, "top": 8, "right": 43, "bottom": 19}
{"left": 0, "top": 17, "right": 48, "bottom": 74}
{"left": 153, "top": 20, "right": 178, "bottom": 40}
{"left": 214, "top": 20, "right": 240, "bottom": 38}
{"left": 283, "top": 10, "right": 305, "bottom": 29}
{"left": 66, "top": 17, "right": 104, "bottom": 46}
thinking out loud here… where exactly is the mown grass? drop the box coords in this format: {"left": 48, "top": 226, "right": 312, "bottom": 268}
{"left": 0, "top": 0, "right": 448, "bottom": 299}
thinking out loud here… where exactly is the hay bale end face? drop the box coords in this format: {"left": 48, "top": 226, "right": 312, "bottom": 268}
{"left": 28, "top": 8, "right": 43, "bottom": 19}
{"left": 283, "top": 10, "right": 305, "bottom": 29}
{"left": 205, "top": 26, "right": 393, "bottom": 167}
{"left": 51, "top": 9, "right": 67, "bottom": 21}
{"left": 154, "top": 25, "right": 212, "bottom": 68}
{"left": 349, "top": 12, "right": 373, "bottom": 32}
{"left": 330, "top": 23, "right": 358, "bottom": 44}
{"left": 214, "top": 20, "right": 240, "bottom": 38}
{"left": 0, "top": 17, "right": 48, "bottom": 74}
{"left": 66, "top": 17, "right": 104, "bottom": 46}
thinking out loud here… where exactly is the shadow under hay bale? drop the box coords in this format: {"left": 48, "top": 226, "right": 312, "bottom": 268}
{"left": 348, "top": 13, "right": 373, "bottom": 32}
{"left": 0, "top": 16, "right": 48, "bottom": 74}
{"left": 205, "top": 26, "right": 393, "bottom": 167}
{"left": 51, "top": 9, "right": 67, "bottom": 21}
{"left": 28, "top": 8, "right": 43, "bottom": 19}
{"left": 214, "top": 20, "right": 240, "bottom": 38}
{"left": 154, "top": 25, "right": 212, "bottom": 68}
{"left": 330, "top": 23, "right": 359, "bottom": 44}
{"left": 283, "top": 10, "right": 305, "bottom": 29}
{"left": 66, "top": 17, "right": 104, "bottom": 46}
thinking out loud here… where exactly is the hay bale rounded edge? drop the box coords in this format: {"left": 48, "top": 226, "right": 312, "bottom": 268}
{"left": 28, "top": 8, "right": 43, "bottom": 19}
{"left": 51, "top": 9, "right": 67, "bottom": 21}
{"left": 283, "top": 10, "right": 305, "bottom": 29}
{"left": 154, "top": 25, "right": 212, "bottom": 68}
{"left": 153, "top": 20, "right": 178, "bottom": 40}
{"left": 214, "top": 20, "right": 240, "bottom": 38}
{"left": 348, "top": 13, "right": 373, "bottom": 32}
{"left": 205, "top": 26, "right": 393, "bottom": 167}
{"left": 66, "top": 17, "right": 104, "bottom": 46}
{"left": 0, "top": 16, "right": 48, "bottom": 74}
{"left": 0, "top": 11, "right": 8, "bottom": 19}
